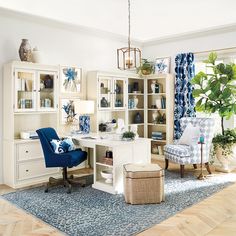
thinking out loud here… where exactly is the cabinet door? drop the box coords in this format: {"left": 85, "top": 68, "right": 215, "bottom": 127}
{"left": 14, "top": 69, "right": 37, "bottom": 112}
{"left": 37, "top": 71, "right": 58, "bottom": 111}
{"left": 113, "top": 78, "right": 126, "bottom": 110}
{"left": 98, "top": 76, "right": 112, "bottom": 110}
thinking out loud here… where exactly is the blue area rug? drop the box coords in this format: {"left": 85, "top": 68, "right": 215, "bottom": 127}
{"left": 2, "top": 171, "right": 236, "bottom": 236}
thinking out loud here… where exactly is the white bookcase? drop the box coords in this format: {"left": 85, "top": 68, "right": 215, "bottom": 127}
{"left": 145, "top": 74, "right": 174, "bottom": 159}
{"left": 3, "top": 61, "right": 60, "bottom": 188}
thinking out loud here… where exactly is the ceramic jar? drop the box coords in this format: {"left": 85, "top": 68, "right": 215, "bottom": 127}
{"left": 101, "top": 97, "right": 108, "bottom": 107}
{"left": 151, "top": 80, "right": 156, "bottom": 93}
{"left": 155, "top": 98, "right": 162, "bottom": 109}
{"left": 32, "top": 47, "right": 43, "bottom": 63}
{"left": 152, "top": 110, "right": 158, "bottom": 123}
{"left": 133, "top": 95, "right": 139, "bottom": 108}
{"left": 19, "top": 39, "right": 32, "bottom": 62}
{"left": 134, "top": 112, "right": 142, "bottom": 124}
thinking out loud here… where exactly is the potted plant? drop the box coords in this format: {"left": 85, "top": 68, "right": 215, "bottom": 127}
{"left": 191, "top": 52, "right": 236, "bottom": 172}
{"left": 122, "top": 131, "right": 136, "bottom": 141}
{"left": 137, "top": 59, "right": 155, "bottom": 76}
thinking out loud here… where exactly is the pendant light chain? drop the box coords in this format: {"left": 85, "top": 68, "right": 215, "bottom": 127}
{"left": 128, "top": 0, "right": 131, "bottom": 50}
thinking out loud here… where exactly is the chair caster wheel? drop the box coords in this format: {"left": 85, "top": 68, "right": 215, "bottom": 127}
{"left": 81, "top": 184, "right": 86, "bottom": 187}
{"left": 67, "top": 184, "right": 72, "bottom": 194}
{"left": 45, "top": 188, "right": 49, "bottom": 193}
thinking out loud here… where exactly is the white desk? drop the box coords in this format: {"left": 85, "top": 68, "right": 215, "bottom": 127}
{"left": 69, "top": 133, "right": 151, "bottom": 194}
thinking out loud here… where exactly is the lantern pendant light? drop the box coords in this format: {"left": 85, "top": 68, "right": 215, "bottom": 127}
{"left": 117, "top": 0, "right": 141, "bottom": 70}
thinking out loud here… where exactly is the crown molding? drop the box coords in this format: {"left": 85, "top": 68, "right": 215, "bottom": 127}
{"left": 1, "top": 7, "right": 236, "bottom": 48}
{"left": 142, "top": 23, "right": 236, "bottom": 47}
{"left": 0, "top": 7, "right": 143, "bottom": 47}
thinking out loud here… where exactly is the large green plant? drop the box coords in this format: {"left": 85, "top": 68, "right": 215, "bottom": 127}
{"left": 191, "top": 52, "right": 236, "bottom": 135}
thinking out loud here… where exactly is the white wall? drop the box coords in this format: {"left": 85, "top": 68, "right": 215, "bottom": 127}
{"left": 0, "top": 13, "right": 138, "bottom": 184}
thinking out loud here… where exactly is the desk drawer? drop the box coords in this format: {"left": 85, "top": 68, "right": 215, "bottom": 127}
{"left": 18, "top": 142, "right": 43, "bottom": 161}
{"left": 18, "top": 159, "right": 58, "bottom": 180}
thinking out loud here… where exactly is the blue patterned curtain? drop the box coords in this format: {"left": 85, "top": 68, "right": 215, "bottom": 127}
{"left": 174, "top": 53, "right": 195, "bottom": 139}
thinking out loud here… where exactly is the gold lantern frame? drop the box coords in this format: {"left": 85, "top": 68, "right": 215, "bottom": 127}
{"left": 117, "top": 0, "right": 141, "bottom": 70}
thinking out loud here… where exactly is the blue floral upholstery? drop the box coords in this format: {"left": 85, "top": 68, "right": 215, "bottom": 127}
{"left": 164, "top": 118, "right": 215, "bottom": 165}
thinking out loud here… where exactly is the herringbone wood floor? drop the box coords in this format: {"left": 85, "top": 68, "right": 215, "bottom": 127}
{"left": 1, "top": 161, "right": 236, "bottom": 236}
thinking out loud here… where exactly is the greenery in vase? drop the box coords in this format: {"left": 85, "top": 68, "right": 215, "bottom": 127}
{"left": 122, "top": 131, "right": 136, "bottom": 140}
{"left": 191, "top": 52, "right": 236, "bottom": 157}
{"left": 137, "top": 59, "right": 155, "bottom": 75}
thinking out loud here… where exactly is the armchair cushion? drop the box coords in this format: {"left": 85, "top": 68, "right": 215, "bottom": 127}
{"left": 164, "top": 144, "right": 191, "bottom": 157}
{"left": 178, "top": 123, "right": 200, "bottom": 145}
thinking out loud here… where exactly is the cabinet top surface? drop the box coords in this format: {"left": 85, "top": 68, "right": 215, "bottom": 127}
{"left": 5, "top": 60, "right": 58, "bottom": 71}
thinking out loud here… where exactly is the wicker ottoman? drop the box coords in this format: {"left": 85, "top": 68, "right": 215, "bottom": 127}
{"left": 124, "top": 163, "right": 164, "bottom": 204}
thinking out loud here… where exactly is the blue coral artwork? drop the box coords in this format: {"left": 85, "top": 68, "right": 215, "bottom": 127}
{"left": 155, "top": 57, "right": 170, "bottom": 74}
{"left": 61, "top": 99, "right": 78, "bottom": 124}
{"left": 61, "top": 66, "right": 81, "bottom": 93}
{"left": 174, "top": 53, "right": 196, "bottom": 139}
{"left": 79, "top": 115, "right": 90, "bottom": 134}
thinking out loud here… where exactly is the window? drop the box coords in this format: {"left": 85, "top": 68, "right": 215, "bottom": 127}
{"left": 194, "top": 50, "right": 236, "bottom": 133}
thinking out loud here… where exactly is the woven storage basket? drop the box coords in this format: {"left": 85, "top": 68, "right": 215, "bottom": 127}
{"left": 123, "top": 163, "right": 164, "bottom": 204}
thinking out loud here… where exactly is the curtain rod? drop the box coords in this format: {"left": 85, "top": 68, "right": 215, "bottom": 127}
{"left": 193, "top": 46, "right": 236, "bottom": 55}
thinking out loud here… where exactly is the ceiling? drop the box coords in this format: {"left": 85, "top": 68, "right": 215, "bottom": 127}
{"left": 1, "top": 0, "right": 236, "bottom": 42}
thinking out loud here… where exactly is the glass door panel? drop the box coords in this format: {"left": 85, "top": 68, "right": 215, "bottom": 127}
{"left": 98, "top": 77, "right": 112, "bottom": 109}
{"left": 15, "top": 69, "right": 36, "bottom": 112}
{"left": 113, "top": 78, "right": 125, "bottom": 109}
{"left": 38, "top": 71, "right": 57, "bottom": 111}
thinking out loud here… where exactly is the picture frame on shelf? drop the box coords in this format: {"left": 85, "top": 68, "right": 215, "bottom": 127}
{"left": 60, "top": 98, "right": 80, "bottom": 125}
{"left": 155, "top": 57, "right": 170, "bottom": 74}
{"left": 60, "top": 65, "right": 82, "bottom": 94}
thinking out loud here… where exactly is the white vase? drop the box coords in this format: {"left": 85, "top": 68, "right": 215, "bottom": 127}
{"left": 155, "top": 98, "right": 162, "bottom": 109}
{"left": 152, "top": 111, "right": 158, "bottom": 123}
{"left": 133, "top": 95, "right": 139, "bottom": 108}
{"left": 151, "top": 80, "right": 156, "bottom": 93}
{"left": 32, "top": 47, "right": 43, "bottom": 63}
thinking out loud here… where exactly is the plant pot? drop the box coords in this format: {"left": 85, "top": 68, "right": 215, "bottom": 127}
{"left": 141, "top": 69, "right": 152, "bottom": 75}
{"left": 215, "top": 147, "right": 234, "bottom": 173}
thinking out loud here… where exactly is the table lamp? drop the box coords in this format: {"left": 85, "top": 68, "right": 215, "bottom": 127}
{"left": 74, "top": 100, "right": 94, "bottom": 133}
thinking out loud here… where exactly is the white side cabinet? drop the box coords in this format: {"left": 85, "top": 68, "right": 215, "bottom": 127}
{"left": 3, "top": 61, "right": 60, "bottom": 188}
{"left": 93, "top": 139, "right": 151, "bottom": 194}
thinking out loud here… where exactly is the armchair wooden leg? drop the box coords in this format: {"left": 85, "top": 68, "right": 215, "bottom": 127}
{"left": 165, "top": 159, "right": 169, "bottom": 170}
{"left": 205, "top": 162, "right": 212, "bottom": 174}
{"left": 180, "top": 165, "right": 185, "bottom": 178}
{"left": 193, "top": 164, "right": 197, "bottom": 169}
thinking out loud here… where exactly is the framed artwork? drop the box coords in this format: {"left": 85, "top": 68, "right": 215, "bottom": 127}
{"left": 60, "top": 98, "right": 80, "bottom": 125}
{"left": 60, "top": 66, "right": 82, "bottom": 94}
{"left": 155, "top": 57, "right": 170, "bottom": 74}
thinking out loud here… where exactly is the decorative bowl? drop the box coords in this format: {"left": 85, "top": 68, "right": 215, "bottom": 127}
{"left": 101, "top": 170, "right": 113, "bottom": 184}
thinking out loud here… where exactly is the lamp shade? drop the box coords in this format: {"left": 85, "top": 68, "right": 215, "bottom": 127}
{"left": 74, "top": 100, "right": 94, "bottom": 115}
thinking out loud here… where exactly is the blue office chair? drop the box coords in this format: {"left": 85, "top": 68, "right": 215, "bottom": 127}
{"left": 36, "top": 127, "right": 87, "bottom": 193}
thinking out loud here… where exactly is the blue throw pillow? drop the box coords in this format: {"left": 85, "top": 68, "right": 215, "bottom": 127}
{"left": 50, "top": 138, "right": 75, "bottom": 154}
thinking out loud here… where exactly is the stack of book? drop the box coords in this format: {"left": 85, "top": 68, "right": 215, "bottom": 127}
{"left": 152, "top": 131, "right": 166, "bottom": 140}
{"left": 161, "top": 97, "right": 166, "bottom": 109}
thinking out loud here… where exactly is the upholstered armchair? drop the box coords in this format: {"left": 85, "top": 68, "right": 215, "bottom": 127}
{"left": 164, "top": 117, "right": 215, "bottom": 178}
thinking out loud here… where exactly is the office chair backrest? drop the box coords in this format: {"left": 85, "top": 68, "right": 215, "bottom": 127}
{"left": 36, "top": 127, "right": 60, "bottom": 167}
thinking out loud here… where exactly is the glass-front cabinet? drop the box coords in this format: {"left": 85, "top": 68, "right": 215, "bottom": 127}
{"left": 38, "top": 71, "right": 57, "bottom": 111}
{"left": 98, "top": 76, "right": 126, "bottom": 110}
{"left": 14, "top": 69, "right": 58, "bottom": 112}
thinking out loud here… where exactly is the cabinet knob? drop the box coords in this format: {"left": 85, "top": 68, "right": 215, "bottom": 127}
{"left": 25, "top": 150, "right": 29, "bottom": 153}
{"left": 26, "top": 169, "right": 29, "bottom": 172}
